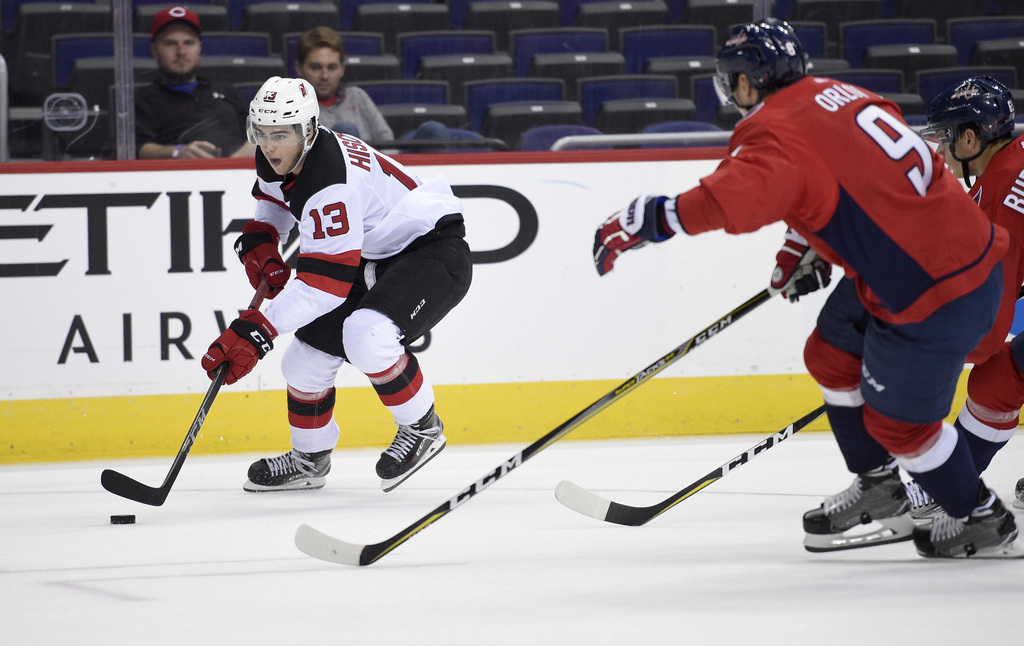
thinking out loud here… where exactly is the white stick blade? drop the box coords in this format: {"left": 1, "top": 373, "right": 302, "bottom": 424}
{"left": 295, "top": 524, "right": 365, "bottom": 566}
{"left": 554, "top": 480, "right": 612, "bottom": 520}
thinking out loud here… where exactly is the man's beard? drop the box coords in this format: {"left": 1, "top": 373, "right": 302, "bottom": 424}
{"left": 161, "top": 62, "right": 199, "bottom": 84}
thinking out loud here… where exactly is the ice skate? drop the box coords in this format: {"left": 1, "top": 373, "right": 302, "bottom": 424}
{"left": 244, "top": 448, "right": 332, "bottom": 492}
{"left": 1014, "top": 477, "right": 1024, "bottom": 511}
{"left": 376, "top": 405, "right": 446, "bottom": 492}
{"left": 803, "top": 461, "right": 914, "bottom": 552}
{"left": 905, "top": 479, "right": 942, "bottom": 523}
{"left": 913, "top": 487, "right": 1024, "bottom": 559}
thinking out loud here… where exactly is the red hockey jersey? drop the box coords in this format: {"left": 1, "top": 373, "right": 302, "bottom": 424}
{"left": 674, "top": 76, "right": 1009, "bottom": 325}
{"left": 966, "top": 136, "right": 1024, "bottom": 363}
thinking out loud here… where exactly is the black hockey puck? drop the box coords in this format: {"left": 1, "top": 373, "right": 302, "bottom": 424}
{"left": 110, "top": 514, "right": 136, "bottom": 525}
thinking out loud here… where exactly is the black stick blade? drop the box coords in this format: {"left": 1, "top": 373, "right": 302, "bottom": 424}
{"left": 100, "top": 468, "right": 170, "bottom": 506}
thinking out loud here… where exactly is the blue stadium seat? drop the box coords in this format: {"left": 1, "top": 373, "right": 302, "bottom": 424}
{"left": 519, "top": 124, "right": 604, "bottom": 150}
{"left": 202, "top": 32, "right": 272, "bottom": 57}
{"left": 12, "top": 3, "right": 112, "bottom": 103}
{"left": 890, "top": 0, "right": 985, "bottom": 26}
{"left": 358, "top": 80, "right": 451, "bottom": 105}
{"left": 464, "top": 1, "right": 559, "bottom": 51}
{"left": 970, "top": 39, "right": 1024, "bottom": 83}
{"left": 383, "top": 104, "right": 468, "bottom": 137}
{"left": 597, "top": 97, "right": 696, "bottom": 134}
{"left": 863, "top": 44, "right": 958, "bottom": 93}
{"left": 531, "top": 52, "right": 624, "bottom": 100}
{"left": 947, "top": 17, "right": 1024, "bottom": 67}
{"left": 790, "top": 0, "right": 881, "bottom": 50}
{"left": 620, "top": 25, "right": 716, "bottom": 75}
{"left": 356, "top": 4, "right": 450, "bottom": 53}
{"left": 417, "top": 54, "right": 513, "bottom": 104}
{"left": 573, "top": 2, "right": 668, "bottom": 47}
{"left": 510, "top": 27, "right": 609, "bottom": 77}
{"left": 691, "top": 73, "right": 721, "bottom": 124}
{"left": 341, "top": 0, "right": 433, "bottom": 31}
{"left": 464, "top": 78, "right": 565, "bottom": 131}
{"left": 51, "top": 34, "right": 152, "bottom": 89}
{"left": 839, "top": 19, "right": 936, "bottom": 69}
{"left": 645, "top": 57, "right": 717, "bottom": 99}
{"left": 577, "top": 74, "right": 677, "bottom": 127}
{"left": 558, "top": 0, "right": 616, "bottom": 27}
{"left": 828, "top": 69, "right": 904, "bottom": 94}
{"left": 483, "top": 101, "right": 584, "bottom": 147}
{"left": 685, "top": 0, "right": 764, "bottom": 44}
{"left": 241, "top": 3, "right": 340, "bottom": 54}
{"left": 398, "top": 30, "right": 495, "bottom": 79}
{"left": 227, "top": 0, "right": 272, "bottom": 31}
{"left": 788, "top": 21, "right": 827, "bottom": 59}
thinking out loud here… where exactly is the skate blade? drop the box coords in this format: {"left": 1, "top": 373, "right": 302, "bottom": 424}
{"left": 1013, "top": 498, "right": 1024, "bottom": 511}
{"left": 804, "top": 517, "right": 915, "bottom": 552}
{"left": 917, "top": 539, "right": 1024, "bottom": 560}
{"left": 242, "top": 477, "right": 327, "bottom": 492}
{"left": 380, "top": 436, "right": 446, "bottom": 493}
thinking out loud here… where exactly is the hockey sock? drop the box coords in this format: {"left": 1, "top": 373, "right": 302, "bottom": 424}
{"left": 825, "top": 403, "right": 891, "bottom": 474}
{"left": 366, "top": 351, "right": 434, "bottom": 424}
{"left": 287, "top": 387, "right": 340, "bottom": 452}
{"left": 955, "top": 415, "right": 1010, "bottom": 474}
{"left": 907, "top": 431, "right": 981, "bottom": 519}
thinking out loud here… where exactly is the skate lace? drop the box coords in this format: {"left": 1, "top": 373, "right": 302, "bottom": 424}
{"left": 930, "top": 513, "right": 965, "bottom": 542}
{"left": 267, "top": 450, "right": 316, "bottom": 477}
{"left": 905, "top": 480, "right": 935, "bottom": 510}
{"left": 384, "top": 426, "right": 436, "bottom": 461}
{"left": 823, "top": 478, "right": 862, "bottom": 516}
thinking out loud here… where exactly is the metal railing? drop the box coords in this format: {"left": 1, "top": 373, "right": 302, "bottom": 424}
{"left": 550, "top": 130, "right": 732, "bottom": 151}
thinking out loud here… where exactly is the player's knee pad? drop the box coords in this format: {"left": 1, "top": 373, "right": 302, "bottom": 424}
{"left": 863, "top": 405, "right": 946, "bottom": 465}
{"left": 804, "top": 327, "right": 861, "bottom": 391}
{"left": 966, "top": 343, "right": 1024, "bottom": 423}
{"left": 281, "top": 339, "right": 344, "bottom": 393}
{"left": 342, "top": 308, "right": 404, "bottom": 375}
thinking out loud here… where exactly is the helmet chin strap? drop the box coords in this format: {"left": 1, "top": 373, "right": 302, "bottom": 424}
{"left": 950, "top": 140, "right": 987, "bottom": 189}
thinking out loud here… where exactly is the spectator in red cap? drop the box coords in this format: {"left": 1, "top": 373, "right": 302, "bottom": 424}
{"left": 135, "top": 5, "right": 256, "bottom": 159}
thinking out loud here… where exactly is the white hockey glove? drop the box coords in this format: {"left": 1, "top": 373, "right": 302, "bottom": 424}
{"left": 770, "top": 228, "right": 831, "bottom": 302}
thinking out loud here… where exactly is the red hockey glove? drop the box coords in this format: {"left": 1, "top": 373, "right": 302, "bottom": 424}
{"left": 201, "top": 309, "right": 278, "bottom": 385}
{"left": 593, "top": 194, "right": 674, "bottom": 276}
{"left": 770, "top": 228, "right": 832, "bottom": 302}
{"left": 234, "top": 220, "right": 290, "bottom": 298}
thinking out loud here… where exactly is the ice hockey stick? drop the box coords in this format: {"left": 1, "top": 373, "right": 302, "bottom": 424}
{"left": 295, "top": 287, "right": 778, "bottom": 566}
{"left": 101, "top": 279, "right": 269, "bottom": 506}
{"left": 554, "top": 404, "right": 827, "bottom": 526}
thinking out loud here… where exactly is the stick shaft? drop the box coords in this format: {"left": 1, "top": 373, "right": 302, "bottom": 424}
{"left": 297, "top": 288, "right": 776, "bottom": 565}
{"left": 101, "top": 280, "right": 270, "bottom": 506}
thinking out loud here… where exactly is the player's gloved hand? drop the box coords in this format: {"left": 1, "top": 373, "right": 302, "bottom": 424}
{"left": 234, "top": 220, "right": 290, "bottom": 298}
{"left": 593, "top": 194, "right": 674, "bottom": 276}
{"left": 770, "top": 228, "right": 832, "bottom": 302}
{"left": 201, "top": 309, "right": 278, "bottom": 385}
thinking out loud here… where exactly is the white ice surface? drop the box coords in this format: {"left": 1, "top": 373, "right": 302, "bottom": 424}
{"left": 4, "top": 431, "right": 1023, "bottom": 646}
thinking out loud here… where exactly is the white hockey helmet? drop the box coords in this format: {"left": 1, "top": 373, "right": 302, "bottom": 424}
{"left": 247, "top": 76, "right": 320, "bottom": 146}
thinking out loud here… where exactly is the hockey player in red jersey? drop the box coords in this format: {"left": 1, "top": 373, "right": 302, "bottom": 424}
{"left": 921, "top": 76, "right": 1024, "bottom": 513}
{"left": 592, "top": 20, "right": 1021, "bottom": 558}
{"left": 201, "top": 76, "right": 472, "bottom": 493}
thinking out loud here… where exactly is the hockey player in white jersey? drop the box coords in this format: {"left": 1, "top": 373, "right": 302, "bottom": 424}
{"left": 201, "top": 76, "right": 472, "bottom": 492}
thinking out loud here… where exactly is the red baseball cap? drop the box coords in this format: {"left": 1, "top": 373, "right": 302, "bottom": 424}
{"left": 151, "top": 6, "right": 202, "bottom": 40}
